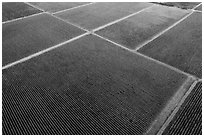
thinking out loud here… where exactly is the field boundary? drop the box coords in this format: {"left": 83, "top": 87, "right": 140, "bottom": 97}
{"left": 156, "top": 80, "right": 198, "bottom": 135}
{"left": 2, "top": 3, "right": 154, "bottom": 69}
{"left": 48, "top": 13, "right": 89, "bottom": 32}
{"left": 192, "top": 3, "right": 202, "bottom": 10}
{"left": 2, "top": 2, "right": 202, "bottom": 135}
{"left": 53, "top": 2, "right": 95, "bottom": 14}
{"left": 145, "top": 77, "right": 196, "bottom": 134}
{"left": 93, "top": 4, "right": 155, "bottom": 32}
{"left": 134, "top": 10, "right": 194, "bottom": 51}
{"left": 2, "top": 32, "right": 89, "bottom": 70}
{"left": 2, "top": 12, "right": 44, "bottom": 24}
{"left": 25, "top": 2, "right": 45, "bottom": 12}
{"left": 2, "top": 2, "right": 201, "bottom": 79}
{"left": 92, "top": 33, "right": 198, "bottom": 79}
{"left": 25, "top": 3, "right": 89, "bottom": 32}
{"left": 192, "top": 9, "right": 202, "bottom": 13}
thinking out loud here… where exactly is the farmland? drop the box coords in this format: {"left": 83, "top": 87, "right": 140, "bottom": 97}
{"left": 30, "top": 2, "right": 90, "bottom": 13}
{"left": 2, "top": 35, "right": 188, "bottom": 134}
{"left": 2, "top": 13, "right": 85, "bottom": 66}
{"left": 138, "top": 12, "right": 202, "bottom": 78}
{"left": 154, "top": 2, "right": 201, "bottom": 9}
{"left": 195, "top": 4, "right": 202, "bottom": 11}
{"left": 55, "top": 2, "right": 152, "bottom": 30}
{"left": 96, "top": 5, "right": 189, "bottom": 49}
{"left": 2, "top": 2, "right": 202, "bottom": 135}
{"left": 2, "top": 2, "right": 42, "bottom": 22}
{"left": 163, "top": 82, "right": 202, "bottom": 135}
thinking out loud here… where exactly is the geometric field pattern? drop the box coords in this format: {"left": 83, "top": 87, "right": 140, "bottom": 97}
{"left": 2, "top": 2, "right": 202, "bottom": 135}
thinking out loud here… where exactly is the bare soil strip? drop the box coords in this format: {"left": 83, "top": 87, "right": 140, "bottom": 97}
{"left": 2, "top": 3, "right": 199, "bottom": 81}
{"left": 162, "top": 81, "right": 202, "bottom": 135}
{"left": 192, "top": 9, "right": 202, "bottom": 13}
{"left": 135, "top": 10, "right": 194, "bottom": 51}
{"left": 156, "top": 80, "right": 198, "bottom": 134}
{"left": 2, "top": 34, "right": 188, "bottom": 134}
{"left": 2, "top": 3, "right": 201, "bottom": 135}
{"left": 2, "top": 4, "right": 152, "bottom": 69}
{"left": 25, "top": 2, "right": 45, "bottom": 12}
{"left": 92, "top": 4, "right": 155, "bottom": 32}
{"left": 2, "top": 33, "right": 89, "bottom": 70}
{"left": 92, "top": 33, "right": 198, "bottom": 80}
{"left": 49, "top": 13, "right": 89, "bottom": 32}
{"left": 146, "top": 77, "right": 195, "bottom": 134}
{"left": 192, "top": 3, "right": 202, "bottom": 10}
{"left": 2, "top": 12, "right": 44, "bottom": 24}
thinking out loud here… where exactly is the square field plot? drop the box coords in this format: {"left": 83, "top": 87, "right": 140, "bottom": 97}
{"left": 30, "top": 2, "right": 91, "bottom": 13}
{"left": 2, "top": 2, "right": 42, "bottom": 22}
{"left": 138, "top": 12, "right": 202, "bottom": 78}
{"left": 55, "top": 2, "right": 153, "bottom": 30}
{"left": 2, "top": 35, "right": 188, "bottom": 135}
{"left": 2, "top": 13, "right": 85, "bottom": 66}
{"left": 96, "top": 5, "right": 189, "bottom": 49}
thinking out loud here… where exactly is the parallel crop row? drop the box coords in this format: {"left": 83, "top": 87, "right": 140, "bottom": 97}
{"left": 163, "top": 82, "right": 202, "bottom": 135}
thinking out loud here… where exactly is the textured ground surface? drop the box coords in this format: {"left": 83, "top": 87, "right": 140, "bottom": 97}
{"left": 2, "top": 13, "right": 85, "bottom": 66}
{"left": 96, "top": 5, "right": 189, "bottom": 49}
{"left": 154, "top": 2, "right": 201, "bottom": 9}
{"left": 2, "top": 2, "right": 42, "bottom": 22}
{"left": 163, "top": 82, "right": 202, "bottom": 135}
{"left": 2, "top": 35, "right": 187, "bottom": 134}
{"left": 195, "top": 4, "right": 202, "bottom": 11}
{"left": 139, "top": 12, "right": 202, "bottom": 78}
{"left": 30, "top": 2, "right": 90, "bottom": 13}
{"left": 2, "top": 2, "right": 202, "bottom": 135}
{"left": 55, "top": 2, "right": 152, "bottom": 30}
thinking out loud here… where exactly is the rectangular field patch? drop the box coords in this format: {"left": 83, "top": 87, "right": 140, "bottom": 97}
{"left": 96, "top": 5, "right": 189, "bottom": 49}
{"left": 2, "top": 34, "right": 189, "bottom": 135}
{"left": 2, "top": 2, "right": 42, "bottom": 22}
{"left": 138, "top": 12, "right": 202, "bottom": 78}
{"left": 2, "top": 13, "right": 85, "bottom": 66}
{"left": 55, "top": 2, "right": 153, "bottom": 30}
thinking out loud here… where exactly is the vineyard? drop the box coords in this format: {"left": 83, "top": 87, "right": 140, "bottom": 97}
{"left": 2, "top": 2, "right": 202, "bottom": 135}
{"left": 163, "top": 82, "right": 202, "bottom": 135}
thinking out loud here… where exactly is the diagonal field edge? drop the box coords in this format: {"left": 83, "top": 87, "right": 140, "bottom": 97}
{"left": 52, "top": 2, "right": 96, "bottom": 14}
{"left": 2, "top": 3, "right": 153, "bottom": 69}
{"left": 92, "top": 33, "right": 198, "bottom": 80}
{"left": 134, "top": 10, "right": 194, "bottom": 51}
{"left": 48, "top": 13, "right": 89, "bottom": 32}
{"left": 25, "top": 2, "right": 90, "bottom": 32}
{"left": 93, "top": 4, "right": 155, "bottom": 32}
{"left": 145, "top": 76, "right": 196, "bottom": 134}
{"left": 2, "top": 2, "right": 200, "bottom": 77}
{"left": 2, "top": 12, "right": 45, "bottom": 24}
{"left": 2, "top": 3, "right": 201, "bottom": 134}
{"left": 2, "top": 33, "right": 89, "bottom": 70}
{"left": 25, "top": 2, "right": 45, "bottom": 12}
{"left": 192, "top": 3, "right": 202, "bottom": 10}
{"left": 192, "top": 9, "right": 202, "bottom": 13}
{"left": 132, "top": 1, "right": 201, "bottom": 51}
{"left": 3, "top": 2, "right": 95, "bottom": 24}
{"left": 2, "top": 2, "right": 46, "bottom": 24}
{"left": 156, "top": 80, "right": 198, "bottom": 135}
